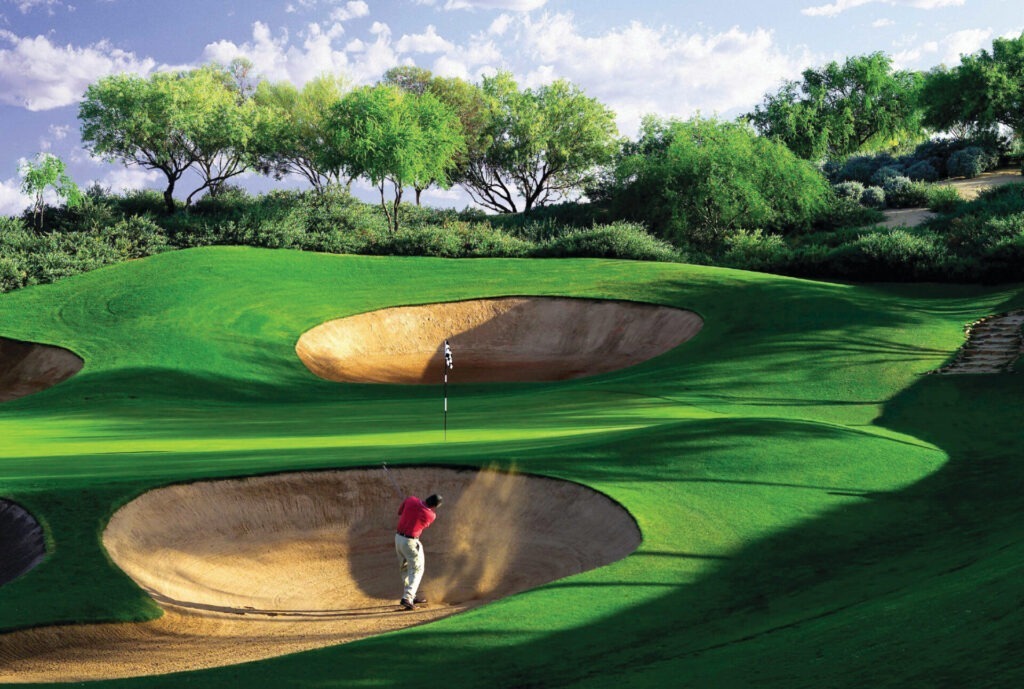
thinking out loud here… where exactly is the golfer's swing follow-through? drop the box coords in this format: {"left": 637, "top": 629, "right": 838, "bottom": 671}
{"left": 383, "top": 462, "right": 442, "bottom": 611}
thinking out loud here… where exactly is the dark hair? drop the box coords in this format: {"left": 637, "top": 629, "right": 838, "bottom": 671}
{"left": 425, "top": 494, "right": 442, "bottom": 508}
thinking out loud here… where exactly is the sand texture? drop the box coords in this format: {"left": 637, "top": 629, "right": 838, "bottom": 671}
{"left": 296, "top": 297, "right": 703, "bottom": 384}
{"left": 0, "top": 337, "right": 83, "bottom": 403}
{"left": 0, "top": 467, "right": 640, "bottom": 682}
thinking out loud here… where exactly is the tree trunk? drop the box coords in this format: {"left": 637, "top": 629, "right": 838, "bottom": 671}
{"left": 415, "top": 187, "right": 423, "bottom": 206}
{"left": 163, "top": 178, "right": 176, "bottom": 214}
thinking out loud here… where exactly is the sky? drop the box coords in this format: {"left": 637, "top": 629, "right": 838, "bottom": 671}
{"left": 0, "top": 0, "right": 1021, "bottom": 214}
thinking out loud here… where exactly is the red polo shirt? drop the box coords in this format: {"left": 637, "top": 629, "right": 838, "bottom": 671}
{"left": 397, "top": 496, "right": 436, "bottom": 538}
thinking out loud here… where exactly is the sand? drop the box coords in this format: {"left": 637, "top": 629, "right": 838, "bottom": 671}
{"left": 0, "top": 500, "right": 46, "bottom": 587}
{"left": 296, "top": 297, "right": 703, "bottom": 384}
{"left": 0, "top": 467, "right": 641, "bottom": 682}
{"left": 0, "top": 337, "right": 83, "bottom": 403}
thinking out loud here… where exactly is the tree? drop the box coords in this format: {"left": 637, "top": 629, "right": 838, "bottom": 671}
{"left": 253, "top": 74, "right": 353, "bottom": 193}
{"left": 461, "top": 72, "right": 619, "bottom": 214}
{"left": 19, "top": 153, "right": 82, "bottom": 230}
{"left": 748, "top": 52, "right": 925, "bottom": 160}
{"left": 921, "top": 33, "right": 1024, "bottom": 140}
{"left": 325, "top": 85, "right": 464, "bottom": 232}
{"left": 382, "top": 67, "right": 490, "bottom": 205}
{"left": 80, "top": 66, "right": 257, "bottom": 213}
{"left": 80, "top": 72, "right": 195, "bottom": 213}
{"left": 180, "top": 64, "right": 259, "bottom": 205}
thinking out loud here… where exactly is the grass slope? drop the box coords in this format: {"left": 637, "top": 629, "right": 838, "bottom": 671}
{"left": 0, "top": 247, "right": 1021, "bottom": 687}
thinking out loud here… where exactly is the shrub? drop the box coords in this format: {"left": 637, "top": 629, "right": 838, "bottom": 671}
{"left": 0, "top": 255, "right": 28, "bottom": 292}
{"left": 926, "top": 185, "right": 963, "bottom": 213}
{"left": 905, "top": 160, "right": 939, "bottom": 182}
{"left": 883, "top": 176, "right": 930, "bottom": 209}
{"left": 870, "top": 165, "right": 906, "bottom": 187}
{"left": 947, "top": 146, "right": 994, "bottom": 178}
{"left": 861, "top": 186, "right": 886, "bottom": 208}
{"left": 832, "top": 181, "right": 865, "bottom": 201}
{"left": 603, "top": 116, "right": 833, "bottom": 247}
{"left": 534, "top": 222, "right": 683, "bottom": 261}
{"left": 721, "top": 229, "right": 792, "bottom": 273}
{"left": 99, "top": 216, "right": 169, "bottom": 258}
{"left": 822, "top": 229, "right": 947, "bottom": 280}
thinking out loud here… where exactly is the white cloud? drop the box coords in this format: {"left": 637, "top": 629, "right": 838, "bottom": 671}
{"left": 488, "top": 14, "right": 513, "bottom": 35}
{"left": 872, "top": 18, "right": 895, "bottom": 27}
{"left": 802, "top": 0, "right": 964, "bottom": 17}
{"left": 892, "top": 27, "right": 993, "bottom": 67}
{"left": 91, "top": 166, "right": 162, "bottom": 194}
{"left": 395, "top": 25, "right": 454, "bottom": 54}
{"left": 511, "top": 13, "right": 812, "bottom": 136}
{"left": 0, "top": 30, "right": 157, "bottom": 110}
{"left": 0, "top": 177, "right": 30, "bottom": 217}
{"left": 444, "top": 0, "right": 546, "bottom": 10}
{"left": 329, "top": 0, "right": 369, "bottom": 22}
{"left": 16, "top": 0, "right": 64, "bottom": 14}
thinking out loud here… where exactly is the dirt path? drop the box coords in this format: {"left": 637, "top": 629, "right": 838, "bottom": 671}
{"left": 878, "top": 167, "right": 1022, "bottom": 229}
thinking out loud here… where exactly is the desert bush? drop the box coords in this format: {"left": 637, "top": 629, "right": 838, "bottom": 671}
{"left": 721, "top": 229, "right": 793, "bottom": 272}
{"left": 534, "top": 222, "right": 683, "bottom": 261}
{"left": 926, "top": 185, "right": 963, "bottom": 213}
{"left": 883, "top": 177, "right": 930, "bottom": 208}
{"left": 947, "top": 146, "right": 996, "bottom": 178}
{"left": 833, "top": 181, "right": 866, "bottom": 201}
{"left": 870, "top": 165, "right": 906, "bottom": 187}
{"left": 99, "top": 216, "right": 169, "bottom": 258}
{"left": 905, "top": 160, "right": 939, "bottom": 182}
{"left": 861, "top": 186, "right": 887, "bottom": 208}
{"left": 601, "top": 116, "right": 833, "bottom": 247}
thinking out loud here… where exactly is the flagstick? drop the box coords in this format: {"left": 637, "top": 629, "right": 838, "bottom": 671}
{"left": 443, "top": 367, "right": 448, "bottom": 441}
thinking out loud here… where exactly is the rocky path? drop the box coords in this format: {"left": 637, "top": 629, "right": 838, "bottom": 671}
{"left": 933, "top": 310, "right": 1024, "bottom": 374}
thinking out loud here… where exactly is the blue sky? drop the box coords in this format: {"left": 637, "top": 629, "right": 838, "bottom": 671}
{"left": 0, "top": 0, "right": 1021, "bottom": 213}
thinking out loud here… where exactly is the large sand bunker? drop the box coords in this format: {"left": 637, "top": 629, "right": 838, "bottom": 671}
{"left": 0, "top": 467, "right": 640, "bottom": 682}
{"left": 0, "top": 500, "right": 46, "bottom": 587}
{"left": 296, "top": 297, "right": 703, "bottom": 384}
{"left": 0, "top": 337, "right": 83, "bottom": 402}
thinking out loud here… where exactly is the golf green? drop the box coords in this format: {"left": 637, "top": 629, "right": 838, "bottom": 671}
{"left": 0, "top": 246, "right": 1021, "bottom": 687}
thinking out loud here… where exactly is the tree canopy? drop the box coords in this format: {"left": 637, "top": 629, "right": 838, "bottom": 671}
{"left": 324, "top": 84, "right": 464, "bottom": 232}
{"left": 748, "top": 52, "right": 925, "bottom": 160}
{"left": 921, "top": 32, "right": 1024, "bottom": 140}
{"left": 462, "top": 72, "right": 619, "bottom": 214}
{"left": 79, "top": 65, "right": 260, "bottom": 213}
{"left": 253, "top": 74, "right": 352, "bottom": 193}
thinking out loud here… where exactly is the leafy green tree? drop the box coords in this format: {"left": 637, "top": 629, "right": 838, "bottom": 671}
{"left": 253, "top": 74, "right": 353, "bottom": 193}
{"left": 80, "top": 72, "right": 195, "bottom": 214}
{"left": 601, "top": 116, "right": 834, "bottom": 247}
{"left": 462, "top": 72, "right": 619, "bottom": 214}
{"left": 325, "top": 84, "right": 464, "bottom": 232}
{"left": 921, "top": 33, "right": 1024, "bottom": 140}
{"left": 80, "top": 66, "right": 257, "bottom": 213}
{"left": 19, "top": 153, "right": 82, "bottom": 230}
{"left": 181, "top": 64, "right": 260, "bottom": 205}
{"left": 748, "top": 52, "right": 925, "bottom": 159}
{"left": 382, "top": 67, "right": 490, "bottom": 205}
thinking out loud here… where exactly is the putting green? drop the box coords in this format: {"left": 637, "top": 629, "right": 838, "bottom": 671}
{"left": 0, "top": 247, "right": 1021, "bottom": 688}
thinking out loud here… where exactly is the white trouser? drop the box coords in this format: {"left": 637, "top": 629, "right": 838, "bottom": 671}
{"left": 395, "top": 533, "right": 425, "bottom": 602}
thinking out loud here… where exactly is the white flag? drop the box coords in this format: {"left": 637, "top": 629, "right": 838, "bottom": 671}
{"left": 444, "top": 340, "right": 453, "bottom": 370}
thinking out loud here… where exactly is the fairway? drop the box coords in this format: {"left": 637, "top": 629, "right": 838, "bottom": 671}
{"left": 0, "top": 247, "right": 1022, "bottom": 687}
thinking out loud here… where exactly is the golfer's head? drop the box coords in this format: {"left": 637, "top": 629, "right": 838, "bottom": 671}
{"left": 425, "top": 494, "right": 442, "bottom": 509}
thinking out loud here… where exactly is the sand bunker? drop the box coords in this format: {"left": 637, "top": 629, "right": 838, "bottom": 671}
{"left": 296, "top": 297, "right": 703, "bottom": 384}
{"left": 0, "top": 467, "right": 640, "bottom": 682}
{"left": 0, "top": 500, "right": 46, "bottom": 587}
{"left": 0, "top": 337, "right": 83, "bottom": 402}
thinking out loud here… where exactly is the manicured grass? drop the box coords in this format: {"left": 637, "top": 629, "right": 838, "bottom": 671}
{"left": 0, "top": 247, "right": 1022, "bottom": 687}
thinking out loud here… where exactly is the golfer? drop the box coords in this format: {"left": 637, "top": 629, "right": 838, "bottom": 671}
{"left": 395, "top": 493, "right": 442, "bottom": 610}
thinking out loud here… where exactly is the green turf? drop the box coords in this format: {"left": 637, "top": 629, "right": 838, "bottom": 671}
{"left": 0, "top": 246, "right": 1021, "bottom": 687}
